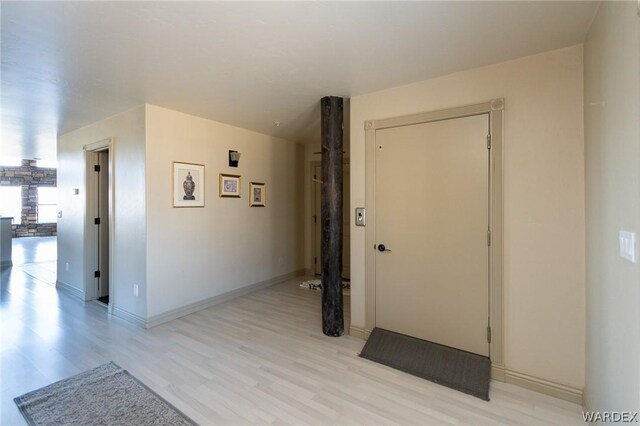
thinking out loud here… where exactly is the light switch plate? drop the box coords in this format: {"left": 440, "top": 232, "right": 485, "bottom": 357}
{"left": 619, "top": 230, "right": 637, "bottom": 263}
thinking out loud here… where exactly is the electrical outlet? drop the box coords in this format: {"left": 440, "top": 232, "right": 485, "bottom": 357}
{"left": 65, "top": 262, "right": 69, "bottom": 272}
{"left": 133, "top": 284, "right": 139, "bottom": 297}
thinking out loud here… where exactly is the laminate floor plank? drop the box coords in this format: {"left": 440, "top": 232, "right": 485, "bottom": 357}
{"left": 1, "top": 260, "right": 584, "bottom": 425}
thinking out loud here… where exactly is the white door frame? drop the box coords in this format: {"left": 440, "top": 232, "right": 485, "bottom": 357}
{"left": 310, "top": 161, "right": 322, "bottom": 275}
{"left": 310, "top": 159, "right": 351, "bottom": 277}
{"left": 364, "top": 99, "right": 505, "bottom": 371}
{"left": 83, "top": 137, "right": 115, "bottom": 315}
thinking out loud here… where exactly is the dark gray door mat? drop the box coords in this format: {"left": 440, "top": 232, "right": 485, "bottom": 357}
{"left": 359, "top": 327, "right": 491, "bottom": 400}
{"left": 14, "top": 362, "right": 197, "bottom": 426}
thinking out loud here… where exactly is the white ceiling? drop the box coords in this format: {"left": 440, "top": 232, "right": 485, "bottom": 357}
{"left": 1, "top": 1, "right": 598, "bottom": 161}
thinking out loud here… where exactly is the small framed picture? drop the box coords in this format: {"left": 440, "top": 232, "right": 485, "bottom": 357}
{"left": 172, "top": 162, "right": 205, "bottom": 207}
{"left": 219, "top": 173, "right": 241, "bottom": 198}
{"left": 249, "top": 182, "right": 266, "bottom": 207}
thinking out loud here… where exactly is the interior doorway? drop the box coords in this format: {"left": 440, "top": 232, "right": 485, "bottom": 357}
{"left": 312, "top": 161, "right": 350, "bottom": 279}
{"left": 96, "top": 150, "right": 110, "bottom": 304}
{"left": 84, "top": 139, "right": 113, "bottom": 310}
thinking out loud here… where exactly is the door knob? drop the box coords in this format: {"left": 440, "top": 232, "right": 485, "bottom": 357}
{"left": 377, "top": 244, "right": 391, "bottom": 252}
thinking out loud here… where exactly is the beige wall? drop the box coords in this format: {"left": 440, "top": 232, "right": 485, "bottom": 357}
{"left": 145, "top": 105, "right": 304, "bottom": 320}
{"left": 57, "top": 106, "right": 147, "bottom": 320}
{"left": 350, "top": 46, "right": 585, "bottom": 388}
{"left": 584, "top": 2, "right": 640, "bottom": 411}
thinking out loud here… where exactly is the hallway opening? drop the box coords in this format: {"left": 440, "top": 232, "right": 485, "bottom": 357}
{"left": 12, "top": 236, "right": 57, "bottom": 286}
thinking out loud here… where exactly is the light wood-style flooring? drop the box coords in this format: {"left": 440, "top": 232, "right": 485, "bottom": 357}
{"left": 1, "top": 239, "right": 583, "bottom": 425}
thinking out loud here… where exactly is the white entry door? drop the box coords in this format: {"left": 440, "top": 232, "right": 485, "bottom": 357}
{"left": 375, "top": 114, "right": 490, "bottom": 356}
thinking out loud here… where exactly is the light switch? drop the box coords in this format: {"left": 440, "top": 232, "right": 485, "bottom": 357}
{"left": 619, "top": 230, "right": 637, "bottom": 263}
{"left": 355, "top": 208, "right": 366, "bottom": 226}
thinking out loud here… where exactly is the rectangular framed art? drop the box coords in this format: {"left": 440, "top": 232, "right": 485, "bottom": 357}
{"left": 249, "top": 182, "right": 266, "bottom": 207}
{"left": 219, "top": 173, "right": 241, "bottom": 198}
{"left": 172, "top": 162, "right": 205, "bottom": 207}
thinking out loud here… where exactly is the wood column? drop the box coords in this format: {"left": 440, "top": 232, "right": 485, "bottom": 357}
{"left": 320, "top": 96, "right": 344, "bottom": 337}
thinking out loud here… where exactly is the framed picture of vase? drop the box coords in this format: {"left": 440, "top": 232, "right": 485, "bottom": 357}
{"left": 249, "top": 182, "right": 266, "bottom": 207}
{"left": 219, "top": 173, "right": 241, "bottom": 198}
{"left": 172, "top": 162, "right": 205, "bottom": 207}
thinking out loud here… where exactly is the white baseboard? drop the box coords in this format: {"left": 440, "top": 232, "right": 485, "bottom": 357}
{"left": 492, "top": 364, "right": 583, "bottom": 405}
{"left": 112, "top": 305, "right": 146, "bottom": 328}
{"left": 491, "top": 364, "right": 506, "bottom": 381}
{"left": 56, "top": 280, "right": 85, "bottom": 301}
{"left": 145, "top": 269, "right": 305, "bottom": 328}
{"left": 349, "top": 325, "right": 372, "bottom": 340}
{"left": 349, "top": 325, "right": 365, "bottom": 339}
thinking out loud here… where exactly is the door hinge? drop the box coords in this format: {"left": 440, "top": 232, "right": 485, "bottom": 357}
{"left": 487, "top": 134, "right": 492, "bottom": 150}
{"left": 94, "top": 270, "right": 101, "bottom": 278}
{"left": 487, "top": 228, "right": 492, "bottom": 246}
{"left": 94, "top": 165, "right": 101, "bottom": 172}
{"left": 94, "top": 217, "right": 101, "bottom": 225}
{"left": 314, "top": 257, "right": 317, "bottom": 265}
{"left": 313, "top": 215, "right": 316, "bottom": 224}
{"left": 487, "top": 326, "right": 492, "bottom": 343}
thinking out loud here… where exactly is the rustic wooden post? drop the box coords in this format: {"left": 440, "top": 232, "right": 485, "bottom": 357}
{"left": 321, "top": 96, "right": 344, "bottom": 337}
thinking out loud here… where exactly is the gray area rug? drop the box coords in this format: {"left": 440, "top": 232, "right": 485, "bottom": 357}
{"left": 300, "top": 279, "right": 351, "bottom": 296}
{"left": 360, "top": 327, "right": 491, "bottom": 400}
{"left": 14, "top": 362, "right": 197, "bottom": 426}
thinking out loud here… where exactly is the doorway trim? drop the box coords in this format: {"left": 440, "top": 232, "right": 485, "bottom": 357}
{"left": 83, "top": 137, "right": 115, "bottom": 315}
{"left": 310, "top": 160, "right": 321, "bottom": 275}
{"left": 363, "top": 99, "right": 505, "bottom": 370}
{"left": 310, "top": 159, "right": 350, "bottom": 277}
